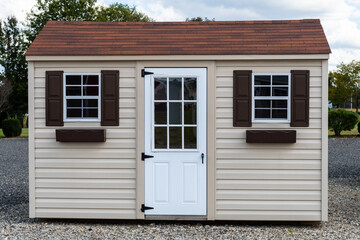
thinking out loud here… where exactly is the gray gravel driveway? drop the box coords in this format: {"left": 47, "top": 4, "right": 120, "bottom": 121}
{"left": 0, "top": 138, "right": 359, "bottom": 239}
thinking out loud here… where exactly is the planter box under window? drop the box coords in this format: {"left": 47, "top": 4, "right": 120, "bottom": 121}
{"left": 56, "top": 129, "right": 106, "bottom": 142}
{"left": 246, "top": 130, "right": 296, "bottom": 143}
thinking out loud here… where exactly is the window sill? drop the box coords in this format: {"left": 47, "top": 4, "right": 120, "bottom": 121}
{"left": 252, "top": 120, "right": 290, "bottom": 124}
{"left": 63, "top": 119, "right": 101, "bottom": 123}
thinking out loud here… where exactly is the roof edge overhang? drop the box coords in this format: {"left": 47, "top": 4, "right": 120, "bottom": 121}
{"left": 26, "top": 54, "right": 330, "bottom": 62}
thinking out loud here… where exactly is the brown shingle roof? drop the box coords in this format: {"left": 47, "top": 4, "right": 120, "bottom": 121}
{"left": 26, "top": 19, "right": 331, "bottom": 56}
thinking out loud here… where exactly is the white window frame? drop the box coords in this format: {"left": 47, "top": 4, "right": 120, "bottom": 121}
{"left": 252, "top": 73, "right": 291, "bottom": 123}
{"left": 63, "top": 73, "right": 101, "bottom": 122}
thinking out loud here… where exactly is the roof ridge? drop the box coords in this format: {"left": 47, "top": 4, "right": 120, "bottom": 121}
{"left": 46, "top": 19, "right": 321, "bottom": 25}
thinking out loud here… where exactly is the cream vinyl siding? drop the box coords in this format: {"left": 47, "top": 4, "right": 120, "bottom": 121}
{"left": 215, "top": 60, "right": 323, "bottom": 221}
{"left": 32, "top": 61, "right": 137, "bottom": 219}
{"left": 28, "top": 57, "right": 327, "bottom": 221}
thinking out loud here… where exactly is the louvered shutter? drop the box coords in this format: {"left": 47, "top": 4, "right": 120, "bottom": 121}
{"left": 233, "top": 70, "right": 252, "bottom": 127}
{"left": 46, "top": 71, "right": 64, "bottom": 126}
{"left": 291, "top": 70, "right": 310, "bottom": 127}
{"left": 101, "top": 70, "right": 119, "bottom": 126}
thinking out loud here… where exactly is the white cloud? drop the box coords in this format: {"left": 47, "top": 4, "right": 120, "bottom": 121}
{"left": 126, "top": 0, "right": 360, "bottom": 70}
{"left": 329, "top": 48, "right": 360, "bottom": 71}
{"left": 1, "top": 0, "right": 360, "bottom": 71}
{"left": 0, "top": 0, "right": 36, "bottom": 24}
{"left": 136, "top": 2, "right": 184, "bottom": 21}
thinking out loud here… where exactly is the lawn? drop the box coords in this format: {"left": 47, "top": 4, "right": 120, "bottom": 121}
{"left": 0, "top": 128, "right": 28, "bottom": 138}
{"left": 328, "top": 126, "right": 358, "bottom": 136}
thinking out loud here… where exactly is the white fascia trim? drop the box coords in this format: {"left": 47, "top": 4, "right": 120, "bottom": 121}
{"left": 26, "top": 54, "right": 330, "bottom": 61}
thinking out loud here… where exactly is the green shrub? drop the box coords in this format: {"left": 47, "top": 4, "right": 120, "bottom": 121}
{"left": 1, "top": 118, "right": 22, "bottom": 137}
{"left": 328, "top": 108, "right": 358, "bottom": 136}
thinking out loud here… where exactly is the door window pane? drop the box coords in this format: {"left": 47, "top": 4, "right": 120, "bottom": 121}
{"left": 184, "top": 127, "right": 197, "bottom": 149}
{"left": 184, "top": 78, "right": 197, "bottom": 100}
{"left": 155, "top": 103, "right": 167, "bottom": 124}
{"left": 184, "top": 103, "right": 197, "bottom": 124}
{"left": 254, "top": 87, "right": 270, "bottom": 96}
{"left": 272, "top": 87, "right": 288, "bottom": 96}
{"left": 66, "top": 75, "right": 81, "bottom": 85}
{"left": 169, "top": 78, "right": 182, "bottom": 100}
{"left": 155, "top": 127, "right": 167, "bottom": 149}
{"left": 255, "top": 109, "right": 270, "bottom": 118}
{"left": 169, "top": 127, "right": 182, "bottom": 149}
{"left": 169, "top": 102, "right": 182, "bottom": 124}
{"left": 254, "top": 75, "right": 270, "bottom": 85}
{"left": 154, "top": 78, "right": 167, "bottom": 100}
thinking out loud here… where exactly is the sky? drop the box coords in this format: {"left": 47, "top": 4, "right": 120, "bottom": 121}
{"left": 1, "top": 0, "right": 360, "bottom": 71}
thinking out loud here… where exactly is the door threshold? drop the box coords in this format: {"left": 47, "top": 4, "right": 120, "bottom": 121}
{"left": 145, "top": 215, "right": 207, "bottom": 221}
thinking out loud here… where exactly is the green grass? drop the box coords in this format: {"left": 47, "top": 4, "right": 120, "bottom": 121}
{"left": 0, "top": 128, "right": 28, "bottom": 138}
{"left": 328, "top": 126, "right": 358, "bottom": 136}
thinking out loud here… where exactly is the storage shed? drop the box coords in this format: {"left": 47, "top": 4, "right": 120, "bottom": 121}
{"left": 26, "top": 19, "right": 331, "bottom": 221}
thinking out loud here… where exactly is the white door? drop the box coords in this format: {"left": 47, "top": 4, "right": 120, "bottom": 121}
{"left": 144, "top": 68, "right": 207, "bottom": 215}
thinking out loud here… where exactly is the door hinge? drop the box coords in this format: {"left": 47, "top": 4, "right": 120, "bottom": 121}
{"left": 141, "top": 204, "right": 154, "bottom": 212}
{"left": 142, "top": 152, "right": 154, "bottom": 161}
{"left": 141, "top": 69, "right": 154, "bottom": 77}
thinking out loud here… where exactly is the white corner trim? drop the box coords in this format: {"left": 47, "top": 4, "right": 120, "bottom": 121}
{"left": 321, "top": 59, "right": 329, "bottom": 221}
{"left": 28, "top": 61, "right": 36, "bottom": 218}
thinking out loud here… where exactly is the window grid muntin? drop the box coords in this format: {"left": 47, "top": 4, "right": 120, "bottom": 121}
{"left": 64, "top": 74, "right": 101, "bottom": 121}
{"left": 253, "top": 73, "right": 290, "bottom": 122}
{"left": 153, "top": 76, "right": 198, "bottom": 151}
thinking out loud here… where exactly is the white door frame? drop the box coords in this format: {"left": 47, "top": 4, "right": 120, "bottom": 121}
{"left": 144, "top": 68, "right": 207, "bottom": 215}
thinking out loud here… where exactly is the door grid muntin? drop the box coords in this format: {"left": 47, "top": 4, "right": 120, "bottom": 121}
{"left": 152, "top": 75, "right": 199, "bottom": 151}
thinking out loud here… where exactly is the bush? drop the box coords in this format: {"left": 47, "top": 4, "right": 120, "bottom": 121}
{"left": 328, "top": 108, "right": 358, "bottom": 136}
{"left": 2, "top": 118, "right": 22, "bottom": 137}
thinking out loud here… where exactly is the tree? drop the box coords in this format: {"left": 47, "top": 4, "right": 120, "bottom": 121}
{"left": 0, "top": 75, "right": 12, "bottom": 116}
{"left": 25, "top": 0, "right": 151, "bottom": 42}
{"left": 95, "top": 3, "right": 152, "bottom": 22}
{"left": 328, "top": 70, "right": 353, "bottom": 107}
{"left": 25, "top": 0, "right": 97, "bottom": 42}
{"left": 329, "top": 61, "right": 360, "bottom": 113}
{"left": 328, "top": 108, "right": 358, "bottom": 136}
{"left": 0, "top": 16, "right": 28, "bottom": 116}
{"left": 186, "top": 17, "right": 215, "bottom": 22}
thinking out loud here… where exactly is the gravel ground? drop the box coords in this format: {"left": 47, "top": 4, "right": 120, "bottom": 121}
{"left": 0, "top": 138, "right": 359, "bottom": 239}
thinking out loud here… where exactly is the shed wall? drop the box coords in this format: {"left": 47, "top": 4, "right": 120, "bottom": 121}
{"left": 30, "top": 59, "right": 326, "bottom": 221}
{"left": 215, "top": 60, "right": 324, "bottom": 221}
{"left": 32, "top": 61, "right": 137, "bottom": 219}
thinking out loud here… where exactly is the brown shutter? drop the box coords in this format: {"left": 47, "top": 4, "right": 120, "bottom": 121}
{"left": 233, "top": 70, "right": 252, "bottom": 127}
{"left": 291, "top": 70, "right": 309, "bottom": 127}
{"left": 101, "top": 70, "right": 119, "bottom": 126}
{"left": 46, "top": 71, "right": 63, "bottom": 126}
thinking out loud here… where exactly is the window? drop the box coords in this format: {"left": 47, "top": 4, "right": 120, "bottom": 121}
{"left": 252, "top": 74, "right": 290, "bottom": 122}
{"left": 64, "top": 74, "right": 101, "bottom": 121}
{"left": 153, "top": 76, "right": 198, "bottom": 150}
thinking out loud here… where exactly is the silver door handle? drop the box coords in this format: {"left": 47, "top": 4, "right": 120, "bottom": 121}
{"left": 201, "top": 153, "right": 204, "bottom": 164}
